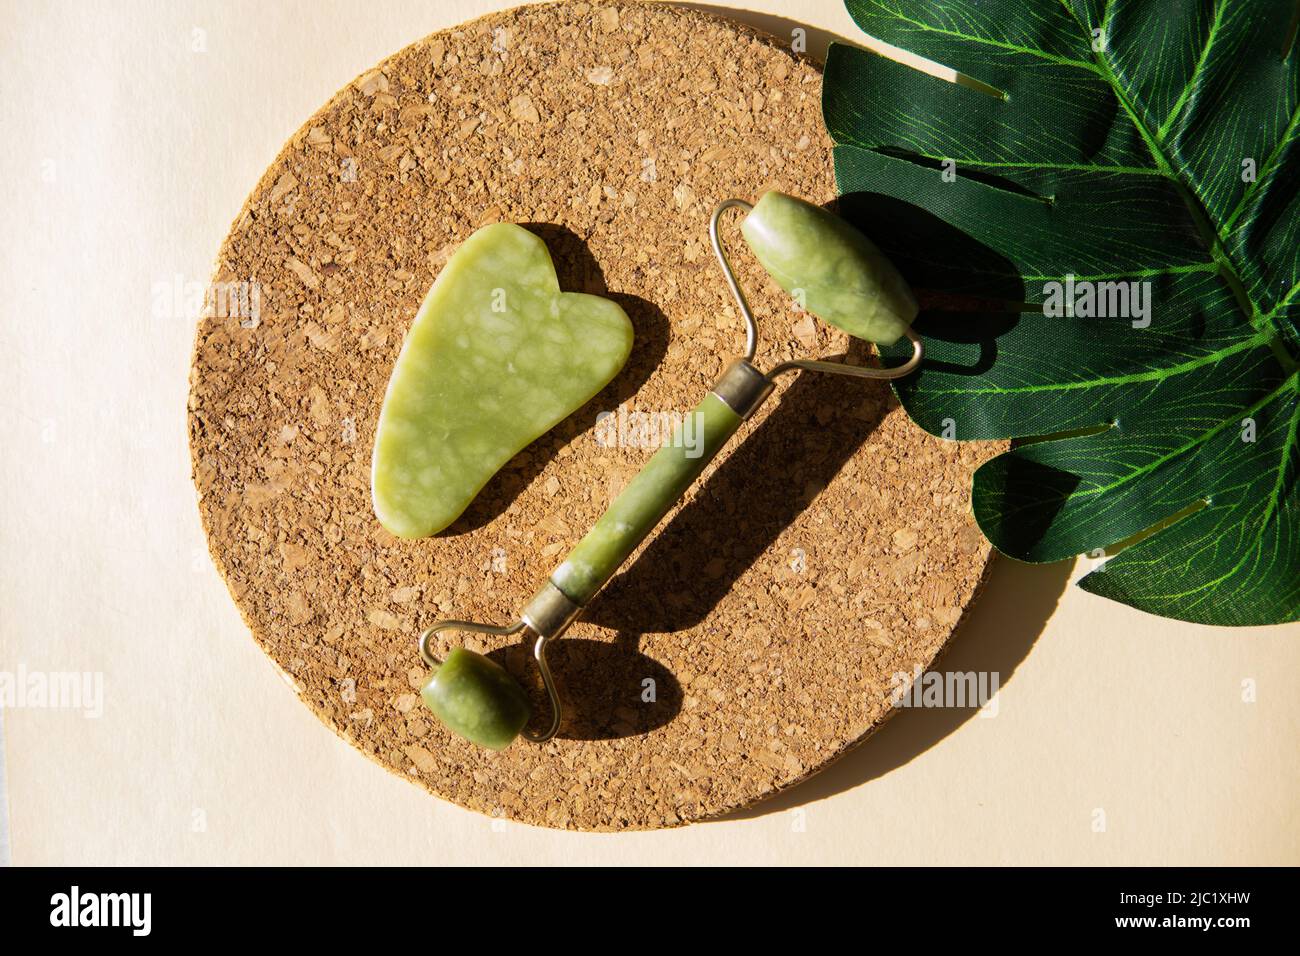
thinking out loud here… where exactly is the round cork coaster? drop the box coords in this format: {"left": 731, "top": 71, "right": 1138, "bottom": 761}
{"left": 189, "top": 1, "right": 1003, "bottom": 830}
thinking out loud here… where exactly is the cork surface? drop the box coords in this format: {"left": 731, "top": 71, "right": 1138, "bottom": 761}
{"left": 188, "top": 0, "right": 1003, "bottom": 830}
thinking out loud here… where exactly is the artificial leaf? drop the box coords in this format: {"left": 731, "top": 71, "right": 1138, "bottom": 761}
{"left": 823, "top": 0, "right": 1300, "bottom": 624}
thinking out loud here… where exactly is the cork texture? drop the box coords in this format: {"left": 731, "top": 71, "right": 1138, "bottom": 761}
{"left": 188, "top": 0, "right": 1003, "bottom": 830}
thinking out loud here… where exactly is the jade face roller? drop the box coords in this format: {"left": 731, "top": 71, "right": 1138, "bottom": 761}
{"left": 418, "top": 192, "right": 924, "bottom": 749}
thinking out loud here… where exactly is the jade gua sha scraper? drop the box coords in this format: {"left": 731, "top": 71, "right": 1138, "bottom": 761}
{"left": 397, "top": 192, "right": 925, "bottom": 749}
{"left": 372, "top": 222, "right": 633, "bottom": 538}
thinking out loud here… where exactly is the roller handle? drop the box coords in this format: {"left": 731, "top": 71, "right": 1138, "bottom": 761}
{"left": 548, "top": 360, "right": 771, "bottom": 606}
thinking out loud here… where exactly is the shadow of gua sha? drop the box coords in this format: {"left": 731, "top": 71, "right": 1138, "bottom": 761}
{"left": 440, "top": 223, "right": 670, "bottom": 535}
{"left": 584, "top": 337, "right": 888, "bottom": 634}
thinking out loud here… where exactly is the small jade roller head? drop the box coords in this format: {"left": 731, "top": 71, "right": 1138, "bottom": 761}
{"left": 739, "top": 191, "right": 919, "bottom": 346}
{"left": 420, "top": 647, "right": 531, "bottom": 751}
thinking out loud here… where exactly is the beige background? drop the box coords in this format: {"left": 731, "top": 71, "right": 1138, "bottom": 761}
{"left": 1, "top": 0, "right": 1296, "bottom": 865}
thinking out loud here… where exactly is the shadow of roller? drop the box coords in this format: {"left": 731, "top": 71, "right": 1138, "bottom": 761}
{"left": 490, "top": 633, "right": 684, "bottom": 741}
{"left": 704, "top": 188, "right": 1069, "bottom": 814}
{"left": 584, "top": 337, "right": 887, "bottom": 634}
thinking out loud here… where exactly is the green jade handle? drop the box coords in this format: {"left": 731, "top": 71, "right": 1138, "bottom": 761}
{"left": 549, "top": 370, "right": 760, "bottom": 605}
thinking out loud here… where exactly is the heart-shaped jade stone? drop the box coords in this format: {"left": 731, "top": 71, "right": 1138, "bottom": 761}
{"left": 372, "top": 223, "right": 633, "bottom": 538}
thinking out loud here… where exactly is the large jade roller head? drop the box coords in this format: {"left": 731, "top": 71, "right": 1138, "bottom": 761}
{"left": 738, "top": 191, "right": 918, "bottom": 346}
{"left": 408, "top": 195, "right": 925, "bottom": 751}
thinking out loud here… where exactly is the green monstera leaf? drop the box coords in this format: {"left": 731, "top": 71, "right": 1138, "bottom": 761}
{"left": 822, "top": 0, "right": 1300, "bottom": 625}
